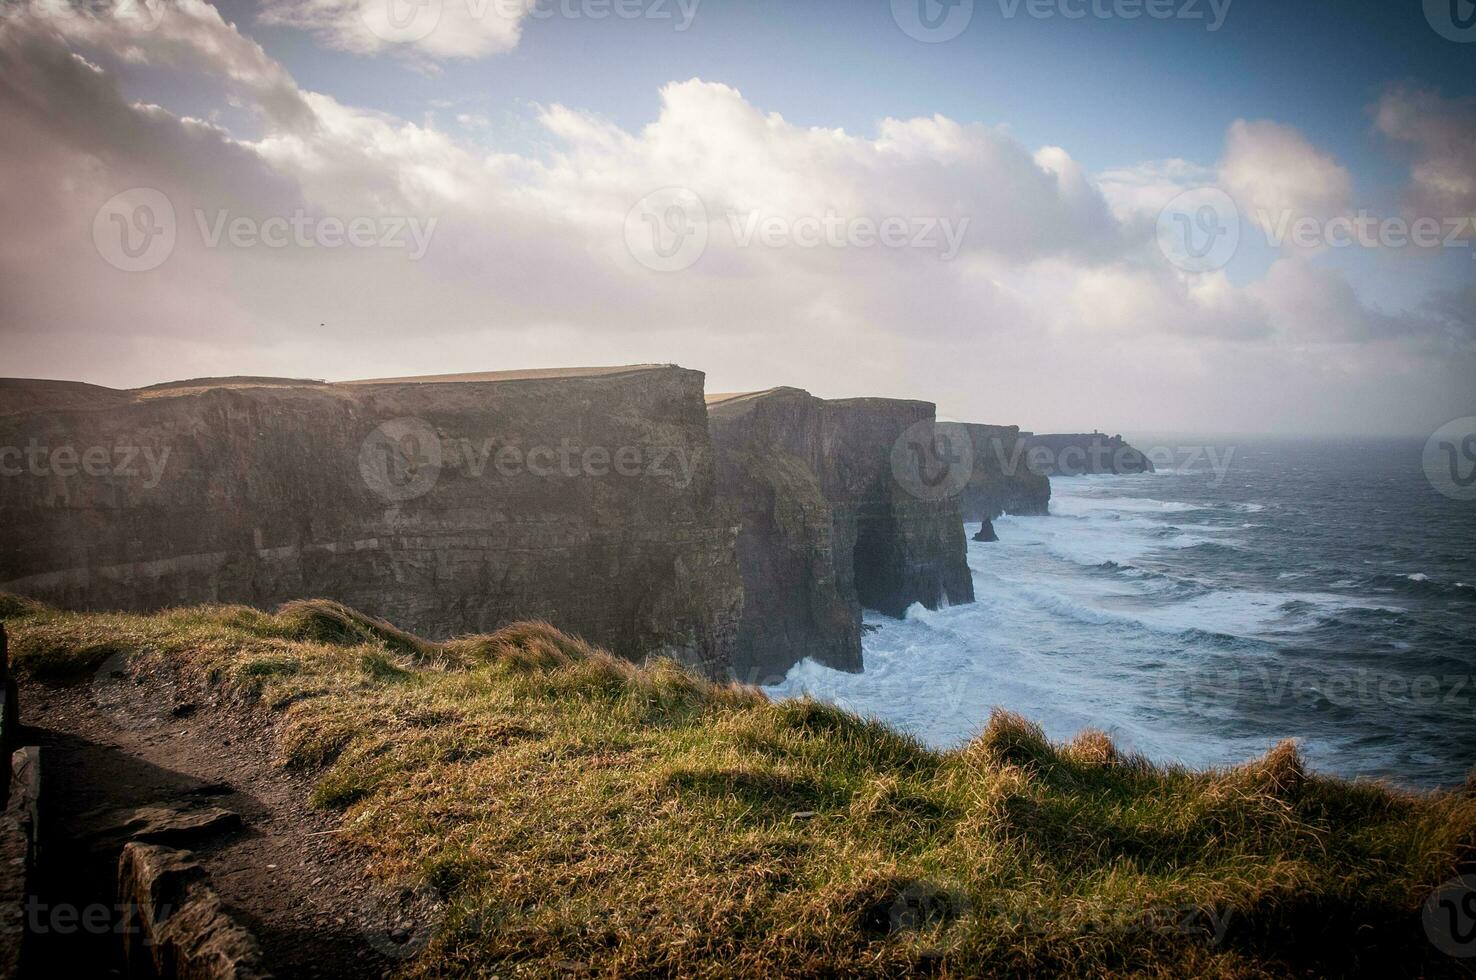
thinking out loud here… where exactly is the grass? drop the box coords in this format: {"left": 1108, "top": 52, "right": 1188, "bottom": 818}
{"left": 5, "top": 594, "right": 1474, "bottom": 977}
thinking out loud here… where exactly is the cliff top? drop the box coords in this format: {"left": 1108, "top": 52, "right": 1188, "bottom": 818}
{"left": 6, "top": 595, "right": 1468, "bottom": 978}
{"left": 341, "top": 364, "right": 677, "bottom": 386}
{"left": 705, "top": 387, "right": 810, "bottom": 411}
{"left": 0, "top": 366, "right": 689, "bottom": 414}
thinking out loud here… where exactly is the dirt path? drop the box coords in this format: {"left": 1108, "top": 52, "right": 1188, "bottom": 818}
{"left": 18, "top": 675, "right": 437, "bottom": 979}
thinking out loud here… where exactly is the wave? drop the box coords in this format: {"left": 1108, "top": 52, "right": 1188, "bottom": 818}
{"left": 1371, "top": 572, "right": 1476, "bottom": 601}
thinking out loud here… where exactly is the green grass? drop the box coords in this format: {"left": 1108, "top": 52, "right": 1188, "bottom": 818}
{"left": 5, "top": 595, "right": 1474, "bottom": 977}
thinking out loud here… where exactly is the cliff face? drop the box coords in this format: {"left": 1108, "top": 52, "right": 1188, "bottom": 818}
{"left": 956, "top": 423, "right": 1051, "bottom": 521}
{"left": 709, "top": 388, "right": 973, "bottom": 683}
{"left": 0, "top": 366, "right": 743, "bottom": 678}
{"left": 1023, "top": 433, "right": 1155, "bottom": 475}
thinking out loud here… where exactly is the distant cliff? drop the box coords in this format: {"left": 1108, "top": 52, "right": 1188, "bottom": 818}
{"left": 956, "top": 423, "right": 1051, "bottom": 521}
{"left": 0, "top": 367, "right": 743, "bottom": 678}
{"left": 709, "top": 388, "right": 973, "bottom": 683}
{"left": 1023, "top": 432, "right": 1155, "bottom": 475}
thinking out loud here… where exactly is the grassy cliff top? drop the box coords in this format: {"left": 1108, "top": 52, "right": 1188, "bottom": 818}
{"left": 5, "top": 595, "right": 1472, "bottom": 977}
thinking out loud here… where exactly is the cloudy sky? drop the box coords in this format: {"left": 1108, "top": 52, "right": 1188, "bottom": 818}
{"left": 1, "top": 0, "right": 1472, "bottom": 435}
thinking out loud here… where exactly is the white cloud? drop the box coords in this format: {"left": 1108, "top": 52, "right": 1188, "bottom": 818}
{"left": 0, "top": 0, "right": 1469, "bottom": 435}
{"left": 258, "top": 0, "right": 527, "bottom": 60}
{"left": 1218, "top": 119, "right": 1353, "bottom": 239}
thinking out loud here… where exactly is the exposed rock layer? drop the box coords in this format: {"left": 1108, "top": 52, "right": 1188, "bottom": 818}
{"left": 0, "top": 367, "right": 742, "bottom": 678}
{"left": 709, "top": 388, "right": 973, "bottom": 683}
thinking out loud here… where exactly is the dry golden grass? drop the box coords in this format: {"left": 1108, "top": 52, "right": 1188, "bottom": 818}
{"left": 6, "top": 595, "right": 1474, "bottom": 977}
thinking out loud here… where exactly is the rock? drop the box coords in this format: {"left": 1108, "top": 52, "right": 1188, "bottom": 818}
{"left": 1022, "top": 432, "right": 1155, "bottom": 476}
{"left": 955, "top": 424, "right": 1051, "bottom": 521}
{"left": 0, "top": 624, "right": 16, "bottom": 810}
{"left": 0, "top": 747, "right": 41, "bottom": 980}
{"left": 0, "top": 366, "right": 742, "bottom": 680}
{"left": 87, "top": 802, "right": 243, "bottom": 849}
{"left": 709, "top": 388, "right": 972, "bottom": 683}
{"left": 118, "top": 842, "right": 271, "bottom": 980}
{"left": 973, "top": 519, "right": 998, "bottom": 543}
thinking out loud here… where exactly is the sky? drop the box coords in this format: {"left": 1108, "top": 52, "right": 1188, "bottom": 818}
{"left": 0, "top": 0, "right": 1473, "bottom": 435}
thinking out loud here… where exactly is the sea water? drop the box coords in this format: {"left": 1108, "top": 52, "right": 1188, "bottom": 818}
{"left": 766, "top": 438, "right": 1476, "bottom": 788}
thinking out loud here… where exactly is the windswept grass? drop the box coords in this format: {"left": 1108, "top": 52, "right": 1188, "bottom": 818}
{"left": 6, "top": 595, "right": 1474, "bottom": 977}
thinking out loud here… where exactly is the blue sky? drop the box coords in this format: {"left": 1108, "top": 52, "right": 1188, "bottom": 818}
{"left": 1, "top": 0, "right": 1473, "bottom": 433}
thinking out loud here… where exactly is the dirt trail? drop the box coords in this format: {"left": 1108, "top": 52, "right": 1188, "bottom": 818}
{"left": 18, "top": 676, "right": 436, "bottom": 979}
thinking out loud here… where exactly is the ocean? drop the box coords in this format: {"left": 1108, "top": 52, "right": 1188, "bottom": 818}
{"left": 766, "top": 437, "right": 1476, "bottom": 789}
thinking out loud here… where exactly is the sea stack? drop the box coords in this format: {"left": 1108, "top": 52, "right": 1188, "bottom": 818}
{"left": 973, "top": 519, "right": 999, "bottom": 542}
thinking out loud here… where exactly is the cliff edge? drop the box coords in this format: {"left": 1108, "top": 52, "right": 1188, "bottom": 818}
{"left": 710, "top": 388, "right": 973, "bottom": 683}
{"left": 0, "top": 366, "right": 742, "bottom": 678}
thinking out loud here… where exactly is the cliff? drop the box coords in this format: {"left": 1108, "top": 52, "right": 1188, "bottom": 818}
{"left": 708, "top": 388, "right": 973, "bottom": 683}
{"left": 0, "top": 366, "right": 743, "bottom": 678}
{"left": 1023, "top": 432, "right": 1155, "bottom": 475}
{"left": 956, "top": 423, "right": 1051, "bottom": 521}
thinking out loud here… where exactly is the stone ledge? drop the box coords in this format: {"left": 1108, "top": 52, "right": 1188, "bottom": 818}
{"left": 0, "top": 747, "right": 41, "bottom": 980}
{"left": 118, "top": 842, "right": 271, "bottom": 980}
